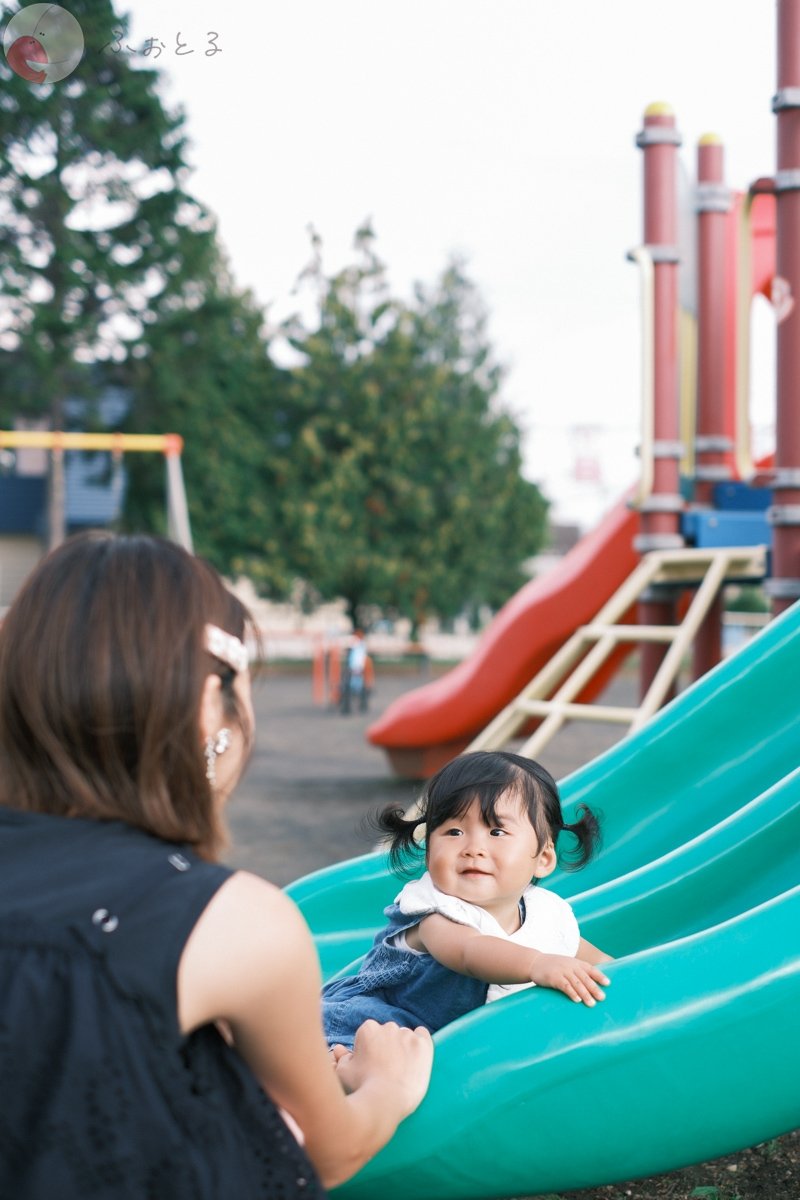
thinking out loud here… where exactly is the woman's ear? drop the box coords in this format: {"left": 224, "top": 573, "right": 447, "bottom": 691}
{"left": 532, "top": 842, "right": 557, "bottom": 880}
{"left": 199, "top": 673, "right": 224, "bottom": 743}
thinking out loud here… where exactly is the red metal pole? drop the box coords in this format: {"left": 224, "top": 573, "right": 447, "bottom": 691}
{"left": 694, "top": 134, "right": 735, "bottom": 502}
{"left": 692, "top": 134, "right": 732, "bottom": 676}
{"left": 635, "top": 103, "right": 685, "bottom": 696}
{"left": 769, "top": 0, "right": 800, "bottom": 616}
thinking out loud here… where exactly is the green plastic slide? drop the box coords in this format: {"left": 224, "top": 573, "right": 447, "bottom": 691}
{"left": 287, "top": 600, "right": 800, "bottom": 1198}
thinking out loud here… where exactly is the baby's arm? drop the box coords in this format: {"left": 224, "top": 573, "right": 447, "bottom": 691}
{"left": 577, "top": 936, "right": 614, "bottom": 966}
{"left": 414, "top": 914, "right": 609, "bottom": 1007}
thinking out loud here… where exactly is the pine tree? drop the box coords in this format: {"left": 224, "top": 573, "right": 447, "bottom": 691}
{"left": 0, "top": 0, "right": 216, "bottom": 544}
{"left": 283, "top": 225, "right": 548, "bottom": 632}
{"left": 124, "top": 263, "right": 298, "bottom": 593}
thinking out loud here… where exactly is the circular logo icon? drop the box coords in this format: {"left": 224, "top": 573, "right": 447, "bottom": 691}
{"left": 3, "top": 4, "right": 84, "bottom": 84}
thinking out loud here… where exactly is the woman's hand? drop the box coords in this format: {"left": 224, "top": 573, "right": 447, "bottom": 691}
{"left": 530, "top": 952, "right": 610, "bottom": 1006}
{"left": 332, "top": 1020, "right": 433, "bottom": 1118}
{"left": 179, "top": 873, "right": 434, "bottom": 1188}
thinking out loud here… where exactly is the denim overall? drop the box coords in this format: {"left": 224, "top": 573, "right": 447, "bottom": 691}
{"left": 322, "top": 900, "right": 488, "bottom": 1048}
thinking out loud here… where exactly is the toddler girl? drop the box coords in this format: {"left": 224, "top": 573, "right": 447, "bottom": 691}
{"left": 323, "top": 750, "right": 611, "bottom": 1049}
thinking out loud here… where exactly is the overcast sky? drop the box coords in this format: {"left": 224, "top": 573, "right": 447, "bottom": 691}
{"left": 117, "top": 0, "right": 779, "bottom": 528}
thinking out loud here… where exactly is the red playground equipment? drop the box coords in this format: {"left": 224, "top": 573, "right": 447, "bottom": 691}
{"left": 368, "top": 4, "right": 800, "bottom": 779}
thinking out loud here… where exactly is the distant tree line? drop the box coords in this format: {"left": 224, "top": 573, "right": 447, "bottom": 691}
{"left": 0, "top": 0, "right": 548, "bottom": 632}
{"left": 127, "top": 224, "right": 549, "bottom": 633}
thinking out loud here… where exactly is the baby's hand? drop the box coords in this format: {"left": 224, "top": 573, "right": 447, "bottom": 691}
{"left": 330, "top": 1043, "right": 355, "bottom": 1093}
{"left": 530, "top": 953, "right": 610, "bottom": 1006}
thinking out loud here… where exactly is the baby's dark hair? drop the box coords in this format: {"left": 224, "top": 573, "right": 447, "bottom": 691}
{"left": 376, "top": 750, "right": 602, "bottom": 878}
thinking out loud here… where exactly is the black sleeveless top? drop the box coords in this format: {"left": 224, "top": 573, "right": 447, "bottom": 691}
{"left": 0, "top": 809, "right": 327, "bottom": 1200}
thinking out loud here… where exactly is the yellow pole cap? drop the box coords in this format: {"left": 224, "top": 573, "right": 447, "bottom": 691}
{"left": 698, "top": 132, "right": 723, "bottom": 146}
{"left": 644, "top": 101, "right": 675, "bottom": 118}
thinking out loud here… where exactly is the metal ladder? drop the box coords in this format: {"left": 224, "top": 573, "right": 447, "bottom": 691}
{"left": 467, "top": 545, "right": 768, "bottom": 760}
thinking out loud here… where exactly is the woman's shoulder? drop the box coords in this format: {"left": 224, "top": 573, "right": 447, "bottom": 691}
{"left": 185, "top": 871, "right": 310, "bottom": 965}
{"left": 177, "top": 871, "right": 318, "bottom": 1034}
{"left": 198, "top": 868, "right": 295, "bottom": 915}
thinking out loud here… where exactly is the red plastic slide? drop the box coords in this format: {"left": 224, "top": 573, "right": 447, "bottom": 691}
{"left": 367, "top": 498, "right": 639, "bottom": 778}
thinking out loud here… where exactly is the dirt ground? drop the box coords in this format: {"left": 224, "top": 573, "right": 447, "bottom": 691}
{"left": 550, "top": 1133, "right": 800, "bottom": 1200}
{"left": 225, "top": 664, "right": 800, "bottom": 1200}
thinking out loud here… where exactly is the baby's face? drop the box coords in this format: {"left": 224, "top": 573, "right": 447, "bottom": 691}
{"left": 426, "top": 791, "right": 555, "bottom": 923}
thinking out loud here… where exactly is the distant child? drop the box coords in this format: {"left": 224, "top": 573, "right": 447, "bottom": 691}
{"left": 341, "top": 630, "right": 370, "bottom": 714}
{"left": 323, "top": 750, "right": 612, "bottom": 1049}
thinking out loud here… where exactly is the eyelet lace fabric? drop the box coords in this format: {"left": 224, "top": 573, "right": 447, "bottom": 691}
{"left": 0, "top": 810, "right": 326, "bottom": 1200}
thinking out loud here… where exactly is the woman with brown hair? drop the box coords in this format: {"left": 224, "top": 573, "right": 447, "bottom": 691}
{"left": 0, "top": 531, "right": 432, "bottom": 1199}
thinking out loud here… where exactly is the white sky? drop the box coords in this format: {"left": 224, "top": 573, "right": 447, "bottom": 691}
{"left": 118, "top": 0, "right": 779, "bottom": 528}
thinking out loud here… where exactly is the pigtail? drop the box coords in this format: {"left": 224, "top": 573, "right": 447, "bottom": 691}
{"left": 558, "top": 803, "right": 603, "bottom": 871}
{"left": 366, "top": 803, "right": 427, "bottom": 876}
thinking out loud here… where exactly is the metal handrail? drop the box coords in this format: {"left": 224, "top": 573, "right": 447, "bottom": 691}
{"left": 734, "top": 192, "right": 757, "bottom": 481}
{"left": 627, "top": 246, "right": 656, "bottom": 507}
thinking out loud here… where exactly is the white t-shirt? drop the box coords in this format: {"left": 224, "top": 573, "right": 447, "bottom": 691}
{"left": 396, "top": 871, "right": 580, "bottom": 1002}
{"left": 348, "top": 641, "right": 367, "bottom": 674}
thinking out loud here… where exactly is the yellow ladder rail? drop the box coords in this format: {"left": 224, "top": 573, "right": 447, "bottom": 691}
{"left": 467, "top": 545, "right": 767, "bottom": 761}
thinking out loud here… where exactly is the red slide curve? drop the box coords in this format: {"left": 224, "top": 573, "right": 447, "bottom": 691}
{"left": 368, "top": 498, "right": 639, "bottom": 778}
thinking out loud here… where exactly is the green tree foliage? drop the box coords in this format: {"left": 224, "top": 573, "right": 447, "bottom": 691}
{"left": 0, "top": 0, "right": 216, "bottom": 543}
{"left": 283, "top": 224, "right": 548, "bottom": 632}
{"left": 124, "top": 263, "right": 298, "bottom": 594}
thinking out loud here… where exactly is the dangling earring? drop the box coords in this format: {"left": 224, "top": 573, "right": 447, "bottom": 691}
{"left": 205, "top": 728, "right": 232, "bottom": 786}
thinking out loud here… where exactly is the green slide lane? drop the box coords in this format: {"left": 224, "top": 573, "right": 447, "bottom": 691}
{"left": 339, "top": 884, "right": 800, "bottom": 1199}
{"left": 287, "top": 600, "right": 800, "bottom": 1197}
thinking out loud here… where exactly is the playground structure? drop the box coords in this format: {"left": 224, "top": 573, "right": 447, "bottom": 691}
{"left": 288, "top": 4, "right": 800, "bottom": 1196}
{"left": 0, "top": 430, "right": 193, "bottom": 551}
{"left": 290, "top": 599, "right": 800, "bottom": 1198}
{"left": 367, "top": 8, "right": 798, "bottom": 781}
